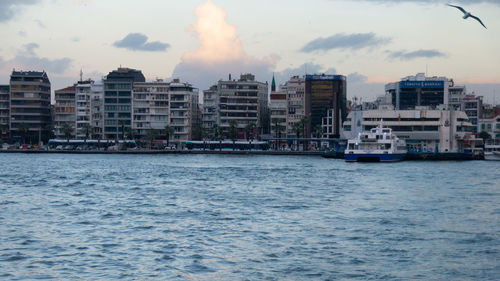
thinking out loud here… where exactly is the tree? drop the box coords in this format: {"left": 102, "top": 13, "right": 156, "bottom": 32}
{"left": 16, "top": 123, "right": 30, "bottom": 145}
{"left": 147, "top": 129, "right": 159, "bottom": 150}
{"left": 0, "top": 123, "right": 8, "bottom": 141}
{"left": 228, "top": 120, "right": 238, "bottom": 150}
{"left": 299, "top": 116, "right": 309, "bottom": 151}
{"left": 126, "top": 127, "right": 137, "bottom": 141}
{"left": 119, "top": 120, "right": 127, "bottom": 140}
{"left": 245, "top": 122, "right": 256, "bottom": 141}
{"left": 164, "top": 125, "right": 174, "bottom": 147}
{"left": 479, "top": 131, "right": 491, "bottom": 141}
{"left": 273, "top": 119, "right": 285, "bottom": 150}
{"left": 61, "top": 122, "right": 74, "bottom": 144}
{"left": 43, "top": 124, "right": 55, "bottom": 143}
{"left": 82, "top": 123, "right": 92, "bottom": 143}
{"left": 212, "top": 124, "right": 222, "bottom": 151}
{"left": 313, "top": 124, "right": 324, "bottom": 138}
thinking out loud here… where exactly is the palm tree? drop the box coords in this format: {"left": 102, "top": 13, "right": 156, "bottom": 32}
{"left": 61, "top": 122, "right": 74, "bottom": 144}
{"left": 313, "top": 124, "right": 323, "bottom": 138}
{"left": 147, "top": 129, "right": 159, "bottom": 150}
{"left": 245, "top": 122, "right": 256, "bottom": 141}
{"left": 118, "top": 120, "right": 127, "bottom": 140}
{"left": 212, "top": 124, "right": 222, "bottom": 151}
{"left": 0, "top": 124, "right": 8, "bottom": 141}
{"left": 164, "top": 125, "right": 174, "bottom": 148}
{"left": 299, "top": 116, "right": 309, "bottom": 151}
{"left": 17, "top": 123, "right": 30, "bottom": 144}
{"left": 126, "top": 127, "right": 137, "bottom": 141}
{"left": 292, "top": 122, "right": 302, "bottom": 151}
{"left": 228, "top": 120, "right": 238, "bottom": 150}
{"left": 82, "top": 123, "right": 92, "bottom": 144}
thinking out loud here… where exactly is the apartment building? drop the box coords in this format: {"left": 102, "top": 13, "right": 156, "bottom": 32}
{"left": 285, "top": 76, "right": 305, "bottom": 137}
{"left": 54, "top": 86, "right": 76, "bottom": 139}
{"left": 9, "top": 71, "right": 51, "bottom": 143}
{"left": 0, "top": 85, "right": 9, "bottom": 140}
{"left": 216, "top": 74, "right": 268, "bottom": 139}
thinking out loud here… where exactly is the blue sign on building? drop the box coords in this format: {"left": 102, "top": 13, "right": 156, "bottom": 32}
{"left": 399, "top": 81, "right": 444, "bottom": 89}
{"left": 306, "top": 74, "right": 345, "bottom": 81}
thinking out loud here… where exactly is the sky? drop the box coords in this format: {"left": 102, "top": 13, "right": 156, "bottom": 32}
{"left": 0, "top": 0, "right": 499, "bottom": 104}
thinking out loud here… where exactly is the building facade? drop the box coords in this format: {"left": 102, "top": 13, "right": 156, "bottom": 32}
{"left": 75, "top": 80, "right": 94, "bottom": 139}
{"left": 54, "top": 86, "right": 76, "bottom": 139}
{"left": 0, "top": 85, "right": 9, "bottom": 140}
{"left": 103, "top": 68, "right": 145, "bottom": 140}
{"left": 9, "top": 71, "right": 51, "bottom": 143}
{"left": 305, "top": 74, "right": 346, "bottom": 138}
{"left": 385, "top": 73, "right": 453, "bottom": 110}
{"left": 270, "top": 76, "right": 287, "bottom": 138}
{"left": 216, "top": 74, "right": 268, "bottom": 139}
{"left": 479, "top": 115, "right": 500, "bottom": 140}
{"left": 462, "top": 95, "right": 483, "bottom": 132}
{"left": 202, "top": 85, "right": 218, "bottom": 134}
{"left": 285, "top": 76, "right": 305, "bottom": 138}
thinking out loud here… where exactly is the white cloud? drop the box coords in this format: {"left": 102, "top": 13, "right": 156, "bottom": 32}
{"left": 171, "top": 0, "right": 277, "bottom": 90}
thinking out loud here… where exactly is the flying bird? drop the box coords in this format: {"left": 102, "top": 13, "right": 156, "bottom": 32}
{"left": 447, "top": 4, "right": 487, "bottom": 29}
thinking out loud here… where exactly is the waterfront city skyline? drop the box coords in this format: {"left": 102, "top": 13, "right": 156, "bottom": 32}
{"left": 0, "top": 0, "right": 499, "bottom": 103}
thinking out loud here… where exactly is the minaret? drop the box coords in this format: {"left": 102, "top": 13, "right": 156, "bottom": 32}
{"left": 79, "top": 68, "right": 83, "bottom": 82}
{"left": 271, "top": 73, "right": 276, "bottom": 92}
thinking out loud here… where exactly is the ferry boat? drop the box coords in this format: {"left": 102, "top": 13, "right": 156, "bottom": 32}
{"left": 484, "top": 144, "right": 500, "bottom": 161}
{"left": 345, "top": 124, "right": 407, "bottom": 162}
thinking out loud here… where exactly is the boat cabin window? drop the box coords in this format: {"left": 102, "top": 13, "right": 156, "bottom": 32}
{"left": 382, "top": 129, "right": 390, "bottom": 133}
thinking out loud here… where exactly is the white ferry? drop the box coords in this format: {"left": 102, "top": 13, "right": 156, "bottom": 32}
{"left": 345, "top": 124, "right": 407, "bottom": 162}
{"left": 484, "top": 144, "right": 500, "bottom": 161}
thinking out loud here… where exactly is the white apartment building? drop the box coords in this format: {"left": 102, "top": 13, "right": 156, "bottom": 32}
{"left": 90, "top": 80, "right": 104, "bottom": 139}
{"left": 270, "top": 87, "right": 287, "bottom": 138}
{"left": 75, "top": 80, "right": 93, "bottom": 139}
{"left": 132, "top": 79, "right": 199, "bottom": 144}
{"left": 132, "top": 80, "right": 170, "bottom": 138}
{"left": 285, "top": 76, "right": 305, "bottom": 137}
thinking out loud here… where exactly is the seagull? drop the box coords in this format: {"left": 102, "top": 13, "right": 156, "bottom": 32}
{"left": 447, "top": 4, "right": 487, "bottom": 29}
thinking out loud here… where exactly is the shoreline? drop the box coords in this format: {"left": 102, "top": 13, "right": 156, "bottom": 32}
{"left": 0, "top": 149, "right": 325, "bottom": 156}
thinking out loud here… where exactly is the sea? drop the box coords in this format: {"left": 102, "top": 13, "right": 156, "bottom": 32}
{"left": 0, "top": 153, "right": 498, "bottom": 280}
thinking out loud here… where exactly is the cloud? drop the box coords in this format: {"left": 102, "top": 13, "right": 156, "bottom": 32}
{"left": 171, "top": 0, "right": 277, "bottom": 90}
{"left": 300, "top": 33, "right": 391, "bottom": 53}
{"left": 0, "top": 0, "right": 39, "bottom": 23}
{"left": 18, "top": 30, "right": 27, "bottom": 37}
{"left": 0, "top": 43, "right": 72, "bottom": 74}
{"left": 113, "top": 33, "right": 170, "bottom": 52}
{"left": 387, "top": 49, "right": 447, "bottom": 60}
{"left": 347, "top": 72, "right": 368, "bottom": 84}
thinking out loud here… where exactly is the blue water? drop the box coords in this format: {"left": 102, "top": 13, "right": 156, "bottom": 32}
{"left": 0, "top": 154, "right": 498, "bottom": 280}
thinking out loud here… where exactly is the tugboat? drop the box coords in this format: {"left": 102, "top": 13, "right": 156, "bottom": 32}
{"left": 345, "top": 123, "right": 407, "bottom": 162}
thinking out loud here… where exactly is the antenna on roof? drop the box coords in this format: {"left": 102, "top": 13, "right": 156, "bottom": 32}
{"left": 80, "top": 68, "right": 83, "bottom": 82}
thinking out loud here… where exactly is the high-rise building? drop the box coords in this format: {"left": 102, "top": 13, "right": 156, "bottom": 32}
{"left": 216, "top": 74, "right": 268, "bottom": 139}
{"left": 90, "top": 80, "right": 104, "bottom": 139}
{"left": 9, "top": 70, "right": 51, "bottom": 143}
{"left": 132, "top": 80, "right": 170, "bottom": 138}
{"left": 75, "top": 80, "right": 94, "bottom": 139}
{"left": 133, "top": 79, "right": 199, "bottom": 144}
{"left": 285, "top": 76, "right": 305, "bottom": 137}
{"left": 202, "top": 85, "right": 218, "bottom": 133}
{"left": 0, "top": 85, "right": 9, "bottom": 140}
{"left": 103, "top": 67, "right": 145, "bottom": 140}
{"left": 462, "top": 95, "right": 483, "bottom": 132}
{"left": 305, "top": 74, "right": 346, "bottom": 138}
{"left": 169, "top": 79, "right": 199, "bottom": 143}
{"left": 54, "top": 85, "right": 76, "bottom": 139}
{"left": 385, "top": 73, "right": 453, "bottom": 110}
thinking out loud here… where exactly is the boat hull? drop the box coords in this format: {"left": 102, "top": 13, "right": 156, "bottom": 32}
{"left": 484, "top": 153, "right": 500, "bottom": 161}
{"left": 345, "top": 153, "right": 406, "bottom": 162}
